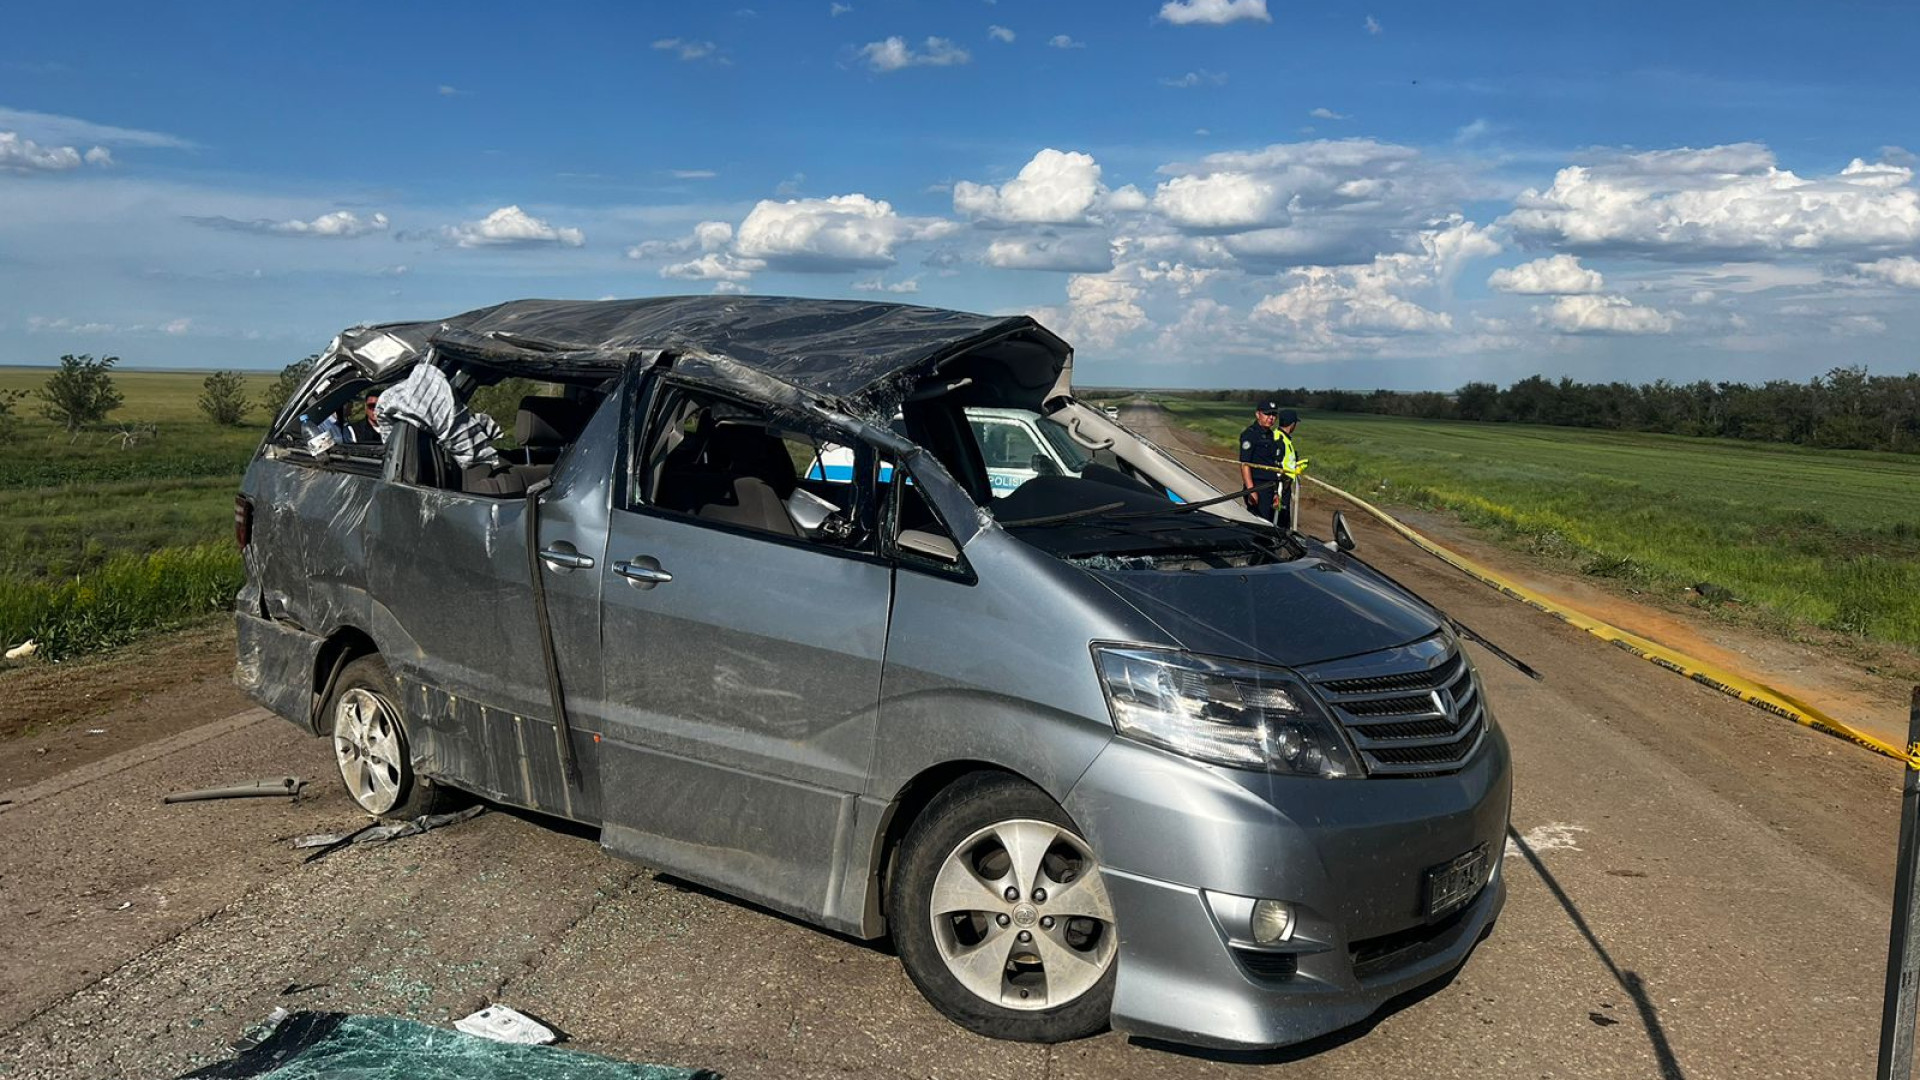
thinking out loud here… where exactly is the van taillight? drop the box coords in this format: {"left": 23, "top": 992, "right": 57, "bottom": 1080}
{"left": 234, "top": 495, "right": 253, "bottom": 549}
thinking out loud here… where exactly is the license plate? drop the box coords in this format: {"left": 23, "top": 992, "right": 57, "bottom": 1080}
{"left": 1424, "top": 845, "right": 1490, "bottom": 917}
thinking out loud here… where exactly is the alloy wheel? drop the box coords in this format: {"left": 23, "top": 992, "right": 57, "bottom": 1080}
{"left": 927, "top": 818, "right": 1117, "bottom": 1011}
{"left": 333, "top": 687, "right": 406, "bottom": 815}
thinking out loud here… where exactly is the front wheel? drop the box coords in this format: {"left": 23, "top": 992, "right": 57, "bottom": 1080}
{"left": 890, "top": 773, "right": 1118, "bottom": 1043}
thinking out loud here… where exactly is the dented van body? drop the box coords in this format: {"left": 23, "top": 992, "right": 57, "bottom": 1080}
{"left": 234, "top": 296, "right": 1510, "bottom": 1049}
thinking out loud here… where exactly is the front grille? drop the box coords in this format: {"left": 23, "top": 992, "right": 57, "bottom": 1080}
{"left": 1305, "top": 637, "right": 1487, "bottom": 777}
{"left": 1320, "top": 653, "right": 1465, "bottom": 695}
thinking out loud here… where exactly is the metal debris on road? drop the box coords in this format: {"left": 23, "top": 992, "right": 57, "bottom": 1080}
{"left": 164, "top": 777, "right": 307, "bottom": 804}
{"left": 293, "top": 804, "right": 486, "bottom": 863}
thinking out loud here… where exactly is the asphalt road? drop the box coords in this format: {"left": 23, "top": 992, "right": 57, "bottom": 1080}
{"left": 0, "top": 402, "right": 1908, "bottom": 1079}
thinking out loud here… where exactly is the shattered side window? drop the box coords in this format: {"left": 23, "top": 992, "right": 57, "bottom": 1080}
{"left": 268, "top": 366, "right": 391, "bottom": 476}
{"left": 637, "top": 384, "right": 879, "bottom": 553}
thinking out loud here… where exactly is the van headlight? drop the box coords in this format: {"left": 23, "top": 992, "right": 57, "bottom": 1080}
{"left": 1093, "top": 646, "right": 1361, "bottom": 779}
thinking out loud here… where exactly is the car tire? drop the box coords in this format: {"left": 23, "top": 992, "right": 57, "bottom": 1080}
{"left": 890, "top": 772, "right": 1118, "bottom": 1043}
{"left": 326, "top": 655, "right": 460, "bottom": 820}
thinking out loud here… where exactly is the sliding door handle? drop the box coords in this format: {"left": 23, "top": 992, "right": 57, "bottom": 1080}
{"left": 614, "top": 557, "right": 673, "bottom": 587}
{"left": 538, "top": 547, "right": 595, "bottom": 571}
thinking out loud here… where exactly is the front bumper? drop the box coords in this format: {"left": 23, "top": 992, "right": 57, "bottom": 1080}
{"left": 1062, "top": 725, "right": 1511, "bottom": 1049}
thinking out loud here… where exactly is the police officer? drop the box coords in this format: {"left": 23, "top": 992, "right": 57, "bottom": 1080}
{"left": 1238, "top": 400, "right": 1283, "bottom": 523}
{"left": 1272, "top": 408, "right": 1301, "bottom": 529}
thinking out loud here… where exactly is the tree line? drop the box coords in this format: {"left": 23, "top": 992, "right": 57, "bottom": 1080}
{"left": 1162, "top": 366, "right": 1920, "bottom": 454}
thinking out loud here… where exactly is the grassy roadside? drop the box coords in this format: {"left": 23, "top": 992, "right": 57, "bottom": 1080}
{"left": 1159, "top": 399, "right": 1920, "bottom": 655}
{"left": 0, "top": 366, "right": 275, "bottom": 658}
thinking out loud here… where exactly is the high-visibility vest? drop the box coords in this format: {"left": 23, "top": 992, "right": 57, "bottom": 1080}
{"left": 1275, "top": 429, "right": 1298, "bottom": 475}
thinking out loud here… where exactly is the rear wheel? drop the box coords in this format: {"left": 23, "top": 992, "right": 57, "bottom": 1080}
{"left": 326, "top": 656, "right": 458, "bottom": 819}
{"left": 891, "top": 773, "right": 1118, "bottom": 1043}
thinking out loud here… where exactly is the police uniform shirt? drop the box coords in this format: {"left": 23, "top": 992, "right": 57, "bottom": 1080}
{"left": 1239, "top": 422, "right": 1280, "bottom": 472}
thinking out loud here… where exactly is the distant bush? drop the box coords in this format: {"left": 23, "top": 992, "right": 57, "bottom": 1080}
{"left": 0, "top": 388, "right": 25, "bottom": 444}
{"left": 198, "top": 370, "right": 251, "bottom": 426}
{"left": 260, "top": 354, "right": 318, "bottom": 416}
{"left": 39, "top": 354, "right": 124, "bottom": 434}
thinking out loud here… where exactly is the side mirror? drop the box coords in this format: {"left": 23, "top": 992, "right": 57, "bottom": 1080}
{"left": 1332, "top": 511, "right": 1356, "bottom": 553}
{"left": 898, "top": 529, "right": 961, "bottom": 565}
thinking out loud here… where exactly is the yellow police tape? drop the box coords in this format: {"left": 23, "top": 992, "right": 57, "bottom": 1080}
{"left": 1166, "top": 446, "right": 1918, "bottom": 768}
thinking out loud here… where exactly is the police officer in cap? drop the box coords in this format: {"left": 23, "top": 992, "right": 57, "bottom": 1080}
{"left": 1238, "top": 400, "right": 1283, "bottom": 524}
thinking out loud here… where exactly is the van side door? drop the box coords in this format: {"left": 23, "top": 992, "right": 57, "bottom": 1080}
{"left": 594, "top": 376, "right": 892, "bottom": 930}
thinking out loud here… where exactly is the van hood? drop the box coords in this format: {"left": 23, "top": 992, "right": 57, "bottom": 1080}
{"left": 1087, "top": 551, "right": 1445, "bottom": 669}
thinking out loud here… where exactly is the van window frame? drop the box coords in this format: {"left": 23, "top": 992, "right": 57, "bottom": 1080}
{"left": 615, "top": 370, "right": 892, "bottom": 567}
{"left": 880, "top": 456, "right": 977, "bottom": 585}
{"left": 264, "top": 359, "right": 391, "bottom": 479}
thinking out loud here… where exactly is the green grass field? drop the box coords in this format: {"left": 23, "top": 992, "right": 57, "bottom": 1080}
{"left": 1160, "top": 400, "right": 1920, "bottom": 652}
{"left": 0, "top": 366, "right": 279, "bottom": 656}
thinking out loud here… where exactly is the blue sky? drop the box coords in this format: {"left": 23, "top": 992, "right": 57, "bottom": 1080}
{"left": 3, "top": 0, "right": 1917, "bottom": 389}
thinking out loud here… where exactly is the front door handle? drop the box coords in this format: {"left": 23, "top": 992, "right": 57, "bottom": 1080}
{"left": 539, "top": 546, "right": 595, "bottom": 571}
{"left": 614, "top": 557, "right": 673, "bottom": 588}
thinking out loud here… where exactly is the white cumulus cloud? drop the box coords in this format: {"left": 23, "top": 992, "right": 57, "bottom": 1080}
{"left": 1158, "top": 0, "right": 1271, "bottom": 26}
{"left": 954, "top": 148, "right": 1108, "bottom": 225}
{"left": 1309, "top": 107, "right": 1348, "bottom": 121}
{"left": 1031, "top": 273, "right": 1150, "bottom": 348}
{"left": 1365, "top": 14, "right": 1382, "bottom": 34}
{"left": 662, "top": 252, "right": 757, "bottom": 282}
{"left": 1503, "top": 143, "right": 1920, "bottom": 259}
{"left": 1488, "top": 254, "right": 1605, "bottom": 295}
{"left": 1143, "top": 139, "right": 1471, "bottom": 268}
{"left": 443, "top": 205, "right": 586, "bottom": 248}
{"left": 0, "top": 131, "right": 111, "bottom": 173}
{"left": 858, "top": 36, "right": 970, "bottom": 72}
{"left": 988, "top": 25, "right": 1015, "bottom": 42}
{"left": 277, "top": 211, "right": 390, "bottom": 237}
{"left": 626, "top": 220, "right": 736, "bottom": 260}
{"left": 1152, "top": 171, "right": 1284, "bottom": 231}
{"left": 1537, "top": 294, "right": 1677, "bottom": 335}
{"left": 1250, "top": 217, "right": 1501, "bottom": 346}
{"left": 734, "top": 193, "right": 956, "bottom": 270}
{"left": 1048, "top": 34, "right": 1085, "bottom": 49}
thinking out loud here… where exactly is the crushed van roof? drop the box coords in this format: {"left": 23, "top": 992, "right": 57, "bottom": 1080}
{"left": 329, "top": 296, "right": 1069, "bottom": 410}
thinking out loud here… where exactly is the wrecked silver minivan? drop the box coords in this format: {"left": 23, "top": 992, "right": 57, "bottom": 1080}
{"left": 234, "top": 297, "right": 1510, "bottom": 1049}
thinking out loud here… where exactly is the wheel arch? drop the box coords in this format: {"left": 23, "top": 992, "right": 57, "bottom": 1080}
{"left": 862, "top": 760, "right": 1049, "bottom": 938}
{"left": 309, "top": 625, "right": 379, "bottom": 734}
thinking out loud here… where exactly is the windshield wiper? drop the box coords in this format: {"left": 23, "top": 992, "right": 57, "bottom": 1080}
{"left": 995, "top": 500, "right": 1128, "bottom": 528}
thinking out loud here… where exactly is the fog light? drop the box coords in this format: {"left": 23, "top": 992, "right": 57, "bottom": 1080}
{"left": 1251, "top": 899, "right": 1294, "bottom": 944}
